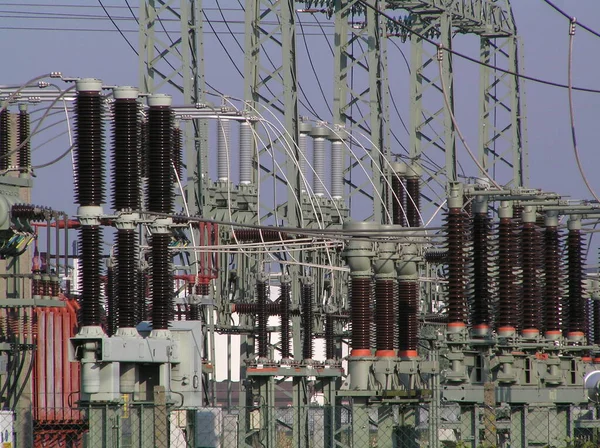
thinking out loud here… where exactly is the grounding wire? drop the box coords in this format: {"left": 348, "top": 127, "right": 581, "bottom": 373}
{"left": 566, "top": 19, "right": 600, "bottom": 205}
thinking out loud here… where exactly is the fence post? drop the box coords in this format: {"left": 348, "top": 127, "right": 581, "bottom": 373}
{"left": 154, "top": 385, "right": 169, "bottom": 448}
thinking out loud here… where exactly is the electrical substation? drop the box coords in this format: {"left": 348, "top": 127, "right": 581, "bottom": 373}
{"left": 2, "top": 1, "right": 600, "bottom": 447}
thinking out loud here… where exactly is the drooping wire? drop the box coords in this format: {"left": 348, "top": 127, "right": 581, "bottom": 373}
{"left": 566, "top": 19, "right": 600, "bottom": 204}
{"left": 542, "top": 0, "right": 600, "bottom": 39}
{"left": 358, "top": 0, "right": 600, "bottom": 95}
{"left": 97, "top": 0, "right": 137, "bottom": 55}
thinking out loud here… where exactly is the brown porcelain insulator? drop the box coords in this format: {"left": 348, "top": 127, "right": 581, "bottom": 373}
{"left": 406, "top": 178, "right": 421, "bottom": 227}
{"left": 567, "top": 229, "right": 586, "bottom": 334}
{"left": 398, "top": 281, "right": 419, "bottom": 352}
{"left": 375, "top": 279, "right": 396, "bottom": 352}
{"left": 256, "top": 280, "right": 268, "bottom": 358}
{"left": 391, "top": 174, "right": 407, "bottom": 226}
{"left": 325, "top": 314, "right": 335, "bottom": 360}
{"left": 544, "top": 227, "right": 562, "bottom": 334}
{"left": 445, "top": 208, "right": 467, "bottom": 324}
{"left": 424, "top": 250, "right": 448, "bottom": 264}
{"left": 593, "top": 299, "right": 600, "bottom": 345}
{"left": 231, "top": 229, "right": 289, "bottom": 243}
{"left": 351, "top": 277, "right": 372, "bottom": 351}
{"left": 470, "top": 213, "right": 492, "bottom": 328}
{"left": 521, "top": 222, "right": 542, "bottom": 331}
{"left": 280, "top": 282, "right": 291, "bottom": 359}
{"left": 302, "top": 282, "right": 314, "bottom": 360}
{"left": 496, "top": 218, "right": 520, "bottom": 330}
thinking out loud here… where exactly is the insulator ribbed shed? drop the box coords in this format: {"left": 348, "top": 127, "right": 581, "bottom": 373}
{"left": 331, "top": 139, "right": 343, "bottom": 199}
{"left": 217, "top": 118, "right": 230, "bottom": 181}
{"left": 470, "top": 211, "right": 492, "bottom": 332}
{"left": 543, "top": 212, "right": 563, "bottom": 338}
{"left": 172, "top": 122, "right": 183, "bottom": 183}
{"left": 0, "top": 107, "right": 9, "bottom": 171}
{"left": 112, "top": 87, "right": 140, "bottom": 211}
{"left": 567, "top": 219, "right": 586, "bottom": 338}
{"left": 239, "top": 121, "right": 252, "bottom": 184}
{"left": 280, "top": 281, "right": 291, "bottom": 359}
{"left": 146, "top": 94, "right": 173, "bottom": 215}
{"left": 302, "top": 281, "right": 315, "bottom": 360}
{"left": 446, "top": 208, "right": 467, "bottom": 325}
{"left": 75, "top": 80, "right": 105, "bottom": 207}
{"left": 18, "top": 105, "right": 30, "bottom": 172}
{"left": 147, "top": 94, "right": 174, "bottom": 332}
{"left": 256, "top": 279, "right": 268, "bottom": 358}
{"left": 311, "top": 125, "right": 328, "bottom": 197}
{"left": 75, "top": 79, "right": 105, "bottom": 328}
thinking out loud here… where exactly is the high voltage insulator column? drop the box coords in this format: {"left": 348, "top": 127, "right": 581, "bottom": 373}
{"left": 240, "top": 120, "right": 254, "bottom": 185}
{"left": 0, "top": 106, "right": 9, "bottom": 171}
{"left": 256, "top": 275, "right": 269, "bottom": 359}
{"left": 445, "top": 184, "right": 467, "bottom": 333}
{"left": 397, "top": 244, "right": 419, "bottom": 359}
{"left": 280, "top": 277, "right": 291, "bottom": 360}
{"left": 566, "top": 216, "right": 586, "bottom": 343}
{"left": 592, "top": 281, "right": 600, "bottom": 362}
{"left": 470, "top": 195, "right": 491, "bottom": 337}
{"left": 496, "top": 201, "right": 519, "bottom": 338}
{"left": 406, "top": 164, "right": 422, "bottom": 227}
{"left": 147, "top": 94, "right": 174, "bottom": 338}
{"left": 374, "top": 229, "right": 396, "bottom": 359}
{"left": 444, "top": 184, "right": 468, "bottom": 382}
{"left": 172, "top": 119, "right": 182, "bottom": 183}
{"left": 330, "top": 127, "right": 344, "bottom": 201}
{"left": 373, "top": 226, "right": 398, "bottom": 391}
{"left": 73, "top": 79, "right": 106, "bottom": 394}
{"left": 217, "top": 117, "right": 230, "bottom": 182}
{"left": 543, "top": 211, "right": 562, "bottom": 340}
{"left": 106, "top": 259, "right": 117, "bottom": 337}
{"left": 301, "top": 279, "right": 314, "bottom": 361}
{"left": 521, "top": 206, "right": 542, "bottom": 339}
{"left": 298, "top": 121, "right": 311, "bottom": 192}
{"left": 311, "top": 124, "right": 328, "bottom": 197}
{"left": 390, "top": 162, "right": 407, "bottom": 226}
{"left": 343, "top": 221, "right": 375, "bottom": 390}
{"left": 112, "top": 87, "right": 141, "bottom": 393}
{"left": 17, "top": 104, "right": 31, "bottom": 176}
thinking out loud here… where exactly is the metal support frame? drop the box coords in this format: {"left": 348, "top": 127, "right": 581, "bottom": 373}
{"left": 138, "top": 0, "right": 207, "bottom": 215}
{"left": 478, "top": 35, "right": 528, "bottom": 187}
{"left": 333, "top": 0, "right": 389, "bottom": 222}
{"left": 408, "top": 14, "right": 456, "bottom": 188}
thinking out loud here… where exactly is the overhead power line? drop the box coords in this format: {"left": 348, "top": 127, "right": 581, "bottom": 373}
{"left": 357, "top": 0, "right": 600, "bottom": 95}
{"left": 542, "top": 0, "right": 600, "bottom": 39}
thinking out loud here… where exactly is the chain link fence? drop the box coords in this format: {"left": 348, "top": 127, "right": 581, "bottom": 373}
{"left": 4, "top": 401, "right": 600, "bottom": 447}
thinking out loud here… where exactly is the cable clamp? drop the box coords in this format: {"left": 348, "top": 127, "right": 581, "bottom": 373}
{"left": 570, "top": 17, "right": 577, "bottom": 35}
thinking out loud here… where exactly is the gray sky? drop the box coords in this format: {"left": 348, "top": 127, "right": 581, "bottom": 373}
{"left": 2, "top": 0, "right": 600, "bottom": 256}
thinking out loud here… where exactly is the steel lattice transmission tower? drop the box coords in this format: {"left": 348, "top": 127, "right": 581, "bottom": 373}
{"left": 138, "top": 0, "right": 208, "bottom": 215}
